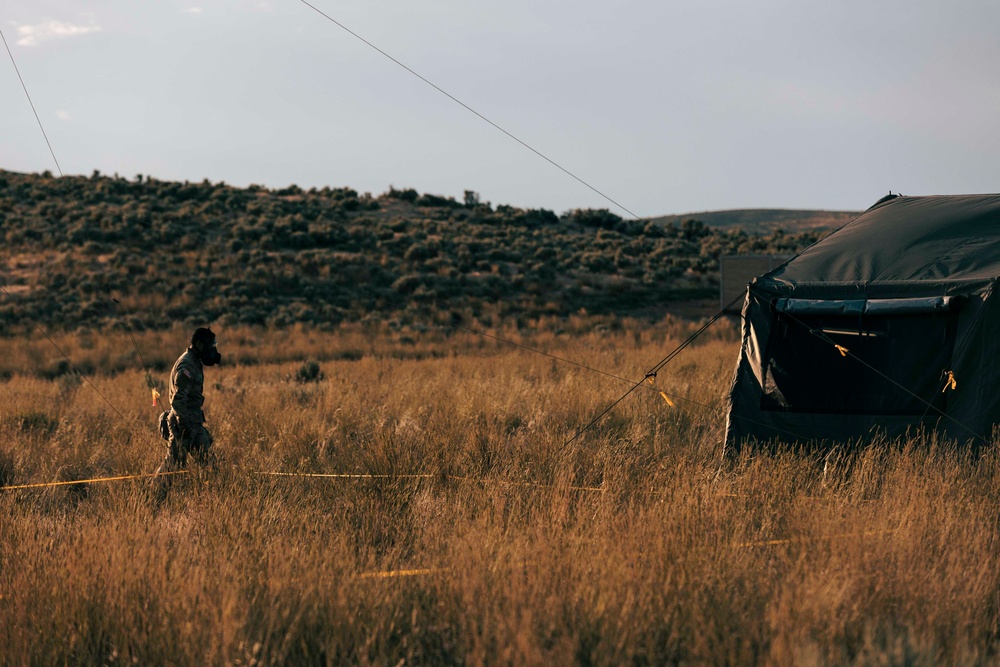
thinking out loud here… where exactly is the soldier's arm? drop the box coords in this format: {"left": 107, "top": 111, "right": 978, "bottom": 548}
{"left": 170, "top": 367, "right": 198, "bottom": 425}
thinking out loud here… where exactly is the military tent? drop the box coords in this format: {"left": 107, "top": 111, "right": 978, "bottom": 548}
{"left": 725, "top": 193, "right": 1000, "bottom": 450}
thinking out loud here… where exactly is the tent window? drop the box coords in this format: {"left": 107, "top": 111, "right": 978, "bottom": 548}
{"left": 762, "top": 311, "right": 956, "bottom": 415}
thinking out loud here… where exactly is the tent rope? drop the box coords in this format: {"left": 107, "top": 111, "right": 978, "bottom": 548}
{"left": 456, "top": 325, "right": 708, "bottom": 409}
{"left": 461, "top": 319, "right": 815, "bottom": 443}
{"left": 559, "top": 291, "right": 746, "bottom": 450}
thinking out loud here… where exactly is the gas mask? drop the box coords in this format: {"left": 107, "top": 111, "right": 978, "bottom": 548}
{"left": 199, "top": 340, "right": 222, "bottom": 367}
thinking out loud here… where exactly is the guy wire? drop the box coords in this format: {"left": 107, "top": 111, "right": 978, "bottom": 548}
{"left": 560, "top": 291, "right": 745, "bottom": 450}
{"left": 297, "top": 0, "right": 642, "bottom": 221}
{"left": 2, "top": 26, "right": 159, "bottom": 402}
{"left": 1, "top": 28, "right": 62, "bottom": 175}
{"left": 457, "top": 325, "right": 720, "bottom": 411}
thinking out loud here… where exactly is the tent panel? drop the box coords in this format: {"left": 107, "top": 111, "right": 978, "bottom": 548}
{"left": 762, "top": 195, "right": 1000, "bottom": 288}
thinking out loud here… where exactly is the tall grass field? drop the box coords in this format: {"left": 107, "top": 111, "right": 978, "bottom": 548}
{"left": 1, "top": 321, "right": 998, "bottom": 665}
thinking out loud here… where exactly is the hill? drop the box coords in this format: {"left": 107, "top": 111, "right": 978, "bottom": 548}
{"left": 647, "top": 208, "right": 859, "bottom": 233}
{"left": 0, "top": 169, "right": 824, "bottom": 333}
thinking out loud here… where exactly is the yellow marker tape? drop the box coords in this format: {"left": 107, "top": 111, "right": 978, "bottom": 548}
{"left": 2, "top": 470, "right": 719, "bottom": 499}
{"left": 447, "top": 475, "right": 604, "bottom": 493}
{"left": 498, "top": 479, "right": 604, "bottom": 493}
{"left": 358, "top": 559, "right": 538, "bottom": 581}
{"left": 357, "top": 567, "right": 446, "bottom": 580}
{"left": 834, "top": 344, "right": 849, "bottom": 357}
{"left": 942, "top": 371, "right": 957, "bottom": 392}
{"left": 734, "top": 528, "right": 897, "bottom": 549}
{"left": 151, "top": 387, "right": 161, "bottom": 406}
{"left": 646, "top": 375, "right": 656, "bottom": 385}
{"left": 0, "top": 470, "right": 188, "bottom": 492}
{"left": 659, "top": 392, "right": 675, "bottom": 407}
{"left": 260, "top": 472, "right": 605, "bottom": 493}
{"left": 258, "top": 472, "right": 434, "bottom": 480}
{"left": 358, "top": 529, "right": 900, "bottom": 583}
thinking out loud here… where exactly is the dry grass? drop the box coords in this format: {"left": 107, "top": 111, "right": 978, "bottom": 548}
{"left": 1, "top": 322, "right": 999, "bottom": 665}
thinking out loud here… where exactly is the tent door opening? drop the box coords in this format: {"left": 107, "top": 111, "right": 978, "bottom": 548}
{"left": 760, "top": 298, "right": 959, "bottom": 415}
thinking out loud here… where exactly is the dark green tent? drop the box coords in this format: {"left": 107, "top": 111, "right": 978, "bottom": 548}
{"left": 725, "top": 193, "right": 1000, "bottom": 451}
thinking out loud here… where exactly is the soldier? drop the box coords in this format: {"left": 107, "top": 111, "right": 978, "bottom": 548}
{"left": 157, "top": 327, "right": 222, "bottom": 475}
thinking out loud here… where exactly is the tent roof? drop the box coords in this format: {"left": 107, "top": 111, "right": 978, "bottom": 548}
{"left": 761, "top": 194, "right": 1000, "bottom": 290}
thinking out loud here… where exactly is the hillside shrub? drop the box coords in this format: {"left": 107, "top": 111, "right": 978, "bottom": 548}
{"left": 0, "top": 169, "right": 822, "bottom": 332}
{"left": 294, "top": 360, "right": 324, "bottom": 383}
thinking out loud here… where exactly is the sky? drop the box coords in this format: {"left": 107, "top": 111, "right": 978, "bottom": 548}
{"left": 3, "top": 0, "right": 1000, "bottom": 218}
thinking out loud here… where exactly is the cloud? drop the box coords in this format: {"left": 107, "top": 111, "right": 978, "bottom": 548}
{"left": 183, "top": 7, "right": 204, "bottom": 14}
{"left": 16, "top": 20, "right": 102, "bottom": 47}
{"left": 54, "top": 110, "right": 71, "bottom": 121}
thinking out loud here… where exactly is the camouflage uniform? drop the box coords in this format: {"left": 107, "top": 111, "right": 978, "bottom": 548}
{"left": 158, "top": 348, "right": 213, "bottom": 471}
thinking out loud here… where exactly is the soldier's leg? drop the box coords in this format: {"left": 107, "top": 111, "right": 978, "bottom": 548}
{"left": 154, "top": 416, "right": 189, "bottom": 500}
{"left": 170, "top": 428, "right": 191, "bottom": 467}
{"left": 153, "top": 432, "right": 180, "bottom": 504}
{"left": 156, "top": 437, "right": 172, "bottom": 475}
{"left": 189, "top": 426, "right": 216, "bottom": 467}
{"left": 199, "top": 426, "right": 214, "bottom": 452}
